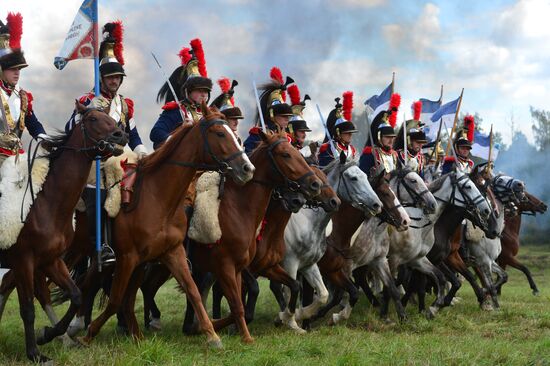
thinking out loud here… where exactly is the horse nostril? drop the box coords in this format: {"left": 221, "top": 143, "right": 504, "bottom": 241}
{"left": 310, "top": 181, "right": 321, "bottom": 192}
{"left": 483, "top": 208, "right": 490, "bottom": 216}
{"left": 330, "top": 198, "right": 339, "bottom": 208}
{"left": 291, "top": 198, "right": 302, "bottom": 207}
{"left": 243, "top": 163, "right": 254, "bottom": 173}
{"left": 373, "top": 203, "right": 381, "bottom": 210}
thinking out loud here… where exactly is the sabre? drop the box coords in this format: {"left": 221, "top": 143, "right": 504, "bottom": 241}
{"left": 151, "top": 52, "right": 188, "bottom": 122}
{"left": 316, "top": 104, "right": 338, "bottom": 158}
{"left": 442, "top": 121, "right": 459, "bottom": 162}
{"left": 487, "top": 124, "right": 494, "bottom": 174}
{"left": 429, "top": 118, "right": 444, "bottom": 166}
{"left": 252, "top": 80, "right": 267, "bottom": 131}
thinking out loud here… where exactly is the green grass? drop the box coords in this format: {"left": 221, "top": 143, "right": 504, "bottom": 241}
{"left": 1, "top": 246, "right": 550, "bottom": 365}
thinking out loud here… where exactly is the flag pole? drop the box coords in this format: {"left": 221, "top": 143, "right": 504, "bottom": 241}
{"left": 316, "top": 104, "right": 338, "bottom": 158}
{"left": 391, "top": 72, "right": 395, "bottom": 95}
{"left": 439, "top": 84, "right": 444, "bottom": 102}
{"left": 445, "top": 88, "right": 464, "bottom": 156}
{"left": 93, "top": 0, "right": 103, "bottom": 272}
{"left": 487, "top": 124, "right": 494, "bottom": 174}
{"left": 403, "top": 115, "right": 407, "bottom": 166}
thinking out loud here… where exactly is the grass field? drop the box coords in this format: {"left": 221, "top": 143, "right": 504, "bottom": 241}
{"left": 1, "top": 246, "right": 550, "bottom": 365}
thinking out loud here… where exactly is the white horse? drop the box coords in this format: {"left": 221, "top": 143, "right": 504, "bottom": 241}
{"left": 388, "top": 170, "right": 493, "bottom": 318}
{"left": 340, "top": 168, "right": 437, "bottom": 322}
{"left": 272, "top": 156, "right": 384, "bottom": 330}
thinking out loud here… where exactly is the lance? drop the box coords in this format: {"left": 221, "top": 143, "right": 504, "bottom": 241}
{"left": 439, "top": 84, "right": 444, "bottom": 102}
{"left": 151, "top": 52, "right": 188, "bottom": 123}
{"left": 252, "top": 80, "right": 267, "bottom": 131}
{"left": 487, "top": 124, "right": 494, "bottom": 174}
{"left": 403, "top": 114, "right": 407, "bottom": 166}
{"left": 445, "top": 88, "right": 464, "bottom": 156}
{"left": 93, "top": 0, "right": 102, "bottom": 272}
{"left": 316, "top": 104, "right": 338, "bottom": 158}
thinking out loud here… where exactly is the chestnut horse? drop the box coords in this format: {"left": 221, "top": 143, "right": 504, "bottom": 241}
{"left": 182, "top": 130, "right": 322, "bottom": 343}
{"left": 497, "top": 191, "right": 547, "bottom": 295}
{"left": 77, "top": 107, "right": 254, "bottom": 348}
{"left": 0, "top": 105, "right": 126, "bottom": 363}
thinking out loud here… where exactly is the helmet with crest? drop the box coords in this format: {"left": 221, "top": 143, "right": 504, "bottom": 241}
{"left": 210, "top": 77, "right": 244, "bottom": 120}
{"left": 99, "top": 21, "right": 125, "bottom": 78}
{"left": 326, "top": 91, "right": 357, "bottom": 139}
{"left": 0, "top": 12, "right": 28, "bottom": 71}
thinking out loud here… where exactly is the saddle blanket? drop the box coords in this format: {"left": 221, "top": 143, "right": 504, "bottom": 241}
{"left": 188, "top": 171, "right": 222, "bottom": 244}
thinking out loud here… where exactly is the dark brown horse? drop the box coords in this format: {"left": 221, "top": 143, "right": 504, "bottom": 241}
{"left": 497, "top": 191, "right": 547, "bottom": 294}
{"left": 76, "top": 106, "right": 254, "bottom": 348}
{"left": 180, "top": 130, "right": 322, "bottom": 343}
{"left": 0, "top": 104, "right": 126, "bottom": 363}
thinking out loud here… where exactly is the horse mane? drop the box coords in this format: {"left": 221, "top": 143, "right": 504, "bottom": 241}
{"left": 428, "top": 172, "right": 451, "bottom": 192}
{"left": 249, "top": 128, "right": 288, "bottom": 159}
{"left": 390, "top": 166, "right": 413, "bottom": 179}
{"left": 139, "top": 107, "right": 227, "bottom": 174}
{"left": 40, "top": 129, "right": 74, "bottom": 161}
{"left": 322, "top": 155, "right": 359, "bottom": 174}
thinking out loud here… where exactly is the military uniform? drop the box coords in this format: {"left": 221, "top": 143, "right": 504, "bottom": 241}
{"left": 243, "top": 67, "right": 294, "bottom": 155}
{"left": 394, "top": 101, "right": 428, "bottom": 179}
{"left": 150, "top": 38, "right": 212, "bottom": 150}
{"left": 318, "top": 91, "right": 358, "bottom": 167}
{"left": 0, "top": 13, "right": 48, "bottom": 165}
{"left": 210, "top": 77, "right": 244, "bottom": 145}
{"left": 441, "top": 115, "right": 475, "bottom": 175}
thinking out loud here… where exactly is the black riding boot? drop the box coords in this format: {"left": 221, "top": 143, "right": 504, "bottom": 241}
{"left": 82, "top": 187, "right": 115, "bottom": 264}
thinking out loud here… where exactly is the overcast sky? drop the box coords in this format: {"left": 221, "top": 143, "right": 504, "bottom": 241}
{"left": 3, "top": 0, "right": 548, "bottom": 150}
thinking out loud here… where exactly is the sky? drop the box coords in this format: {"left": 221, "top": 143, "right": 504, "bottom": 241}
{"left": 2, "top": 0, "right": 549, "bottom": 150}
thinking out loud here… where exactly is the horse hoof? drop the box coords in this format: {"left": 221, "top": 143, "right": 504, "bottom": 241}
{"left": 29, "top": 352, "right": 51, "bottom": 365}
{"left": 75, "top": 336, "right": 92, "bottom": 347}
{"left": 481, "top": 301, "right": 494, "bottom": 311}
{"left": 273, "top": 316, "right": 283, "bottom": 327}
{"left": 59, "top": 334, "right": 79, "bottom": 347}
{"left": 533, "top": 290, "right": 540, "bottom": 296}
{"left": 450, "top": 297, "right": 462, "bottom": 306}
{"left": 207, "top": 337, "right": 224, "bottom": 350}
{"left": 242, "top": 336, "right": 255, "bottom": 344}
{"left": 149, "top": 318, "right": 162, "bottom": 332}
{"left": 423, "top": 308, "right": 436, "bottom": 320}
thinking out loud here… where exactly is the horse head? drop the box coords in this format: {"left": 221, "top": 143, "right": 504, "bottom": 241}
{"left": 491, "top": 173, "right": 527, "bottom": 211}
{"left": 252, "top": 129, "right": 322, "bottom": 198}
{"left": 322, "top": 154, "right": 382, "bottom": 216}
{"left": 518, "top": 191, "right": 548, "bottom": 215}
{"left": 68, "top": 101, "right": 128, "bottom": 157}
{"left": 367, "top": 168, "right": 409, "bottom": 231}
{"left": 198, "top": 103, "right": 255, "bottom": 185}
{"left": 307, "top": 164, "right": 340, "bottom": 213}
{"left": 390, "top": 167, "right": 437, "bottom": 214}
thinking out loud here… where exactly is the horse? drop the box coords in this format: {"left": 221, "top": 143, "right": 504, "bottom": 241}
{"left": 343, "top": 168, "right": 437, "bottom": 322}
{"left": 0, "top": 104, "right": 126, "bottom": 363}
{"left": 269, "top": 155, "right": 383, "bottom": 328}
{"left": 181, "top": 129, "right": 323, "bottom": 343}
{"left": 497, "top": 191, "right": 547, "bottom": 295}
{"left": 76, "top": 105, "right": 255, "bottom": 348}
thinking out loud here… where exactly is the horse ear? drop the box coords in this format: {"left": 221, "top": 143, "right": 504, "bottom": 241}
{"left": 75, "top": 100, "right": 87, "bottom": 114}
{"left": 308, "top": 141, "right": 318, "bottom": 157}
{"left": 259, "top": 128, "right": 268, "bottom": 142}
{"left": 339, "top": 151, "right": 346, "bottom": 165}
{"left": 201, "top": 101, "right": 210, "bottom": 117}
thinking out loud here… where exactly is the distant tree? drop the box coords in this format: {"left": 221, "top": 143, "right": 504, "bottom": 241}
{"left": 530, "top": 106, "right": 550, "bottom": 151}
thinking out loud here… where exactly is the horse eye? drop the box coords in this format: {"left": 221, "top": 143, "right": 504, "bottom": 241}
{"left": 410, "top": 179, "right": 417, "bottom": 184}
{"left": 216, "top": 132, "right": 226, "bottom": 138}
{"left": 281, "top": 153, "right": 291, "bottom": 158}
{"left": 465, "top": 185, "right": 472, "bottom": 190}
{"left": 351, "top": 176, "right": 358, "bottom": 181}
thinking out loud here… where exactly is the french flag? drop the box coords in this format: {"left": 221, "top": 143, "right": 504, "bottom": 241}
{"left": 364, "top": 82, "right": 392, "bottom": 119}
{"left": 472, "top": 130, "right": 500, "bottom": 161}
{"left": 419, "top": 98, "right": 441, "bottom": 127}
{"left": 424, "top": 96, "right": 460, "bottom": 141}
{"left": 54, "top": 0, "right": 97, "bottom": 70}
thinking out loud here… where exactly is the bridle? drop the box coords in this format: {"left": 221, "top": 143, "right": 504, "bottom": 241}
{"left": 325, "top": 162, "right": 377, "bottom": 215}
{"left": 394, "top": 170, "right": 431, "bottom": 210}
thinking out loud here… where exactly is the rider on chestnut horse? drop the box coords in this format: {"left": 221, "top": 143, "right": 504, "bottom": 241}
{"left": 210, "top": 77, "right": 245, "bottom": 145}
{"left": 0, "top": 12, "right": 49, "bottom": 168}
{"left": 64, "top": 22, "right": 148, "bottom": 263}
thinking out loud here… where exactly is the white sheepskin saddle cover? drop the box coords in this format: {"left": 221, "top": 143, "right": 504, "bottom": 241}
{"left": 0, "top": 153, "right": 50, "bottom": 249}
{"left": 188, "top": 172, "right": 222, "bottom": 244}
{"left": 75, "top": 151, "right": 138, "bottom": 218}
{"left": 464, "top": 219, "right": 485, "bottom": 243}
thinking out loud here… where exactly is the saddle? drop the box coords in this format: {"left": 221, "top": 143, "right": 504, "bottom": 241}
{"left": 188, "top": 172, "right": 223, "bottom": 244}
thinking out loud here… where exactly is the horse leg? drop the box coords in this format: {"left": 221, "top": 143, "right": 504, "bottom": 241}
{"left": 36, "top": 259, "right": 82, "bottom": 345}
{"left": 182, "top": 268, "right": 205, "bottom": 335}
{"left": 12, "top": 260, "right": 51, "bottom": 363}
{"left": 438, "top": 263, "right": 462, "bottom": 307}
{"left": 141, "top": 263, "right": 171, "bottom": 331}
{"left": 507, "top": 256, "right": 538, "bottom": 295}
{"left": 491, "top": 262, "right": 508, "bottom": 306}
{"left": 473, "top": 262, "right": 497, "bottom": 310}
{"left": 415, "top": 272, "right": 427, "bottom": 312}
{"left": 318, "top": 271, "right": 358, "bottom": 325}
{"left": 300, "top": 278, "right": 315, "bottom": 330}
{"left": 242, "top": 269, "right": 259, "bottom": 324}
{"left": 409, "top": 257, "right": 446, "bottom": 319}
{"left": 353, "top": 266, "right": 380, "bottom": 308}
{"left": 269, "top": 280, "right": 286, "bottom": 312}
{"left": 298, "top": 265, "right": 329, "bottom": 321}
{"left": 212, "top": 280, "right": 224, "bottom": 319}
{"left": 372, "top": 259, "right": 406, "bottom": 322}
{"left": 161, "top": 246, "right": 221, "bottom": 348}
{"left": 263, "top": 265, "right": 304, "bottom": 334}
{"left": 0, "top": 269, "right": 16, "bottom": 324}
{"left": 67, "top": 260, "right": 102, "bottom": 337}
{"left": 119, "top": 264, "right": 146, "bottom": 339}
{"left": 446, "top": 253, "right": 486, "bottom": 307}
{"left": 212, "top": 268, "right": 253, "bottom": 344}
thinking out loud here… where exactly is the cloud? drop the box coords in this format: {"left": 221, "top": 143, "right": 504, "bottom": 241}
{"left": 336, "top": 0, "right": 387, "bottom": 8}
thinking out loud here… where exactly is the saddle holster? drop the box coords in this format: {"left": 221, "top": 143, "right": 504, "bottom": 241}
{"left": 120, "top": 159, "right": 138, "bottom": 207}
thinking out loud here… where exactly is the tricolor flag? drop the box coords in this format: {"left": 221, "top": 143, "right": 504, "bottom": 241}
{"left": 364, "top": 82, "right": 392, "bottom": 119}
{"left": 418, "top": 98, "right": 442, "bottom": 127}
{"left": 425, "top": 96, "right": 461, "bottom": 141}
{"left": 471, "top": 130, "right": 500, "bottom": 161}
{"left": 53, "top": 0, "right": 98, "bottom": 70}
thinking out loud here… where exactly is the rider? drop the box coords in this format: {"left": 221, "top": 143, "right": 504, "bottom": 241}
{"left": 65, "top": 22, "right": 148, "bottom": 263}
{"left": 394, "top": 101, "right": 428, "bottom": 179}
{"left": 441, "top": 115, "right": 475, "bottom": 175}
{"left": 0, "top": 12, "right": 48, "bottom": 167}
{"left": 150, "top": 38, "right": 212, "bottom": 150}
{"left": 359, "top": 93, "right": 401, "bottom": 177}
{"left": 286, "top": 84, "right": 313, "bottom": 154}
{"left": 243, "top": 67, "right": 294, "bottom": 155}
{"left": 210, "top": 77, "right": 244, "bottom": 145}
{"left": 318, "top": 91, "right": 358, "bottom": 167}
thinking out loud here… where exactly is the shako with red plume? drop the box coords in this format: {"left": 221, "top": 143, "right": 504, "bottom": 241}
{"left": 180, "top": 38, "right": 212, "bottom": 95}
{"left": 255, "top": 66, "right": 294, "bottom": 129}
{"left": 388, "top": 93, "right": 401, "bottom": 128}
{"left": 99, "top": 21, "right": 126, "bottom": 77}
{"left": 326, "top": 91, "right": 358, "bottom": 139}
{"left": 453, "top": 114, "right": 475, "bottom": 149}
{"left": 210, "top": 77, "right": 244, "bottom": 120}
{"left": 0, "top": 12, "right": 28, "bottom": 70}
{"left": 412, "top": 101, "right": 422, "bottom": 121}
{"left": 287, "top": 84, "right": 312, "bottom": 133}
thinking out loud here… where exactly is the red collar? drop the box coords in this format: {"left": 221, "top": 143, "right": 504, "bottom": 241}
{"left": 0, "top": 80, "right": 14, "bottom": 96}
{"left": 337, "top": 142, "right": 349, "bottom": 151}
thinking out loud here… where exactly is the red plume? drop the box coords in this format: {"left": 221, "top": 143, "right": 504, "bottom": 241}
{"left": 287, "top": 84, "right": 301, "bottom": 106}
{"left": 178, "top": 47, "right": 192, "bottom": 65}
{"left": 342, "top": 91, "right": 354, "bottom": 122}
{"left": 463, "top": 115, "right": 475, "bottom": 142}
{"left": 7, "top": 12, "right": 23, "bottom": 49}
{"left": 190, "top": 38, "right": 207, "bottom": 77}
{"left": 412, "top": 100, "right": 422, "bottom": 121}
{"left": 218, "top": 77, "right": 231, "bottom": 93}
{"left": 270, "top": 67, "right": 284, "bottom": 85}
{"left": 388, "top": 93, "right": 401, "bottom": 128}
{"left": 111, "top": 20, "right": 124, "bottom": 65}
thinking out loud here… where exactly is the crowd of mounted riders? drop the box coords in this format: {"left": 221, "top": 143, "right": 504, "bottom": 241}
{"left": 0, "top": 14, "right": 547, "bottom": 364}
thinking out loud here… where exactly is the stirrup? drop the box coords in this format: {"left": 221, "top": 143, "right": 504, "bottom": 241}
{"left": 100, "top": 244, "right": 116, "bottom": 264}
